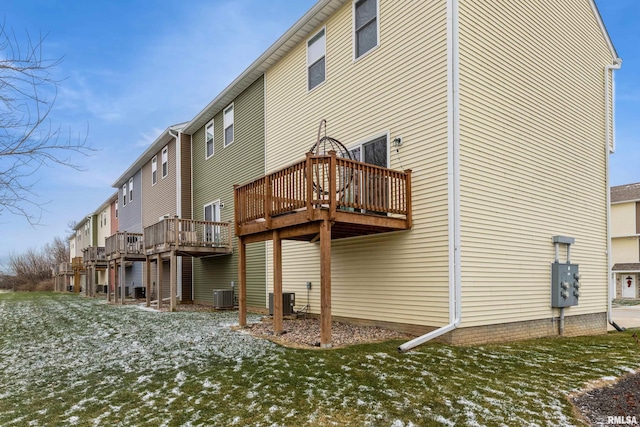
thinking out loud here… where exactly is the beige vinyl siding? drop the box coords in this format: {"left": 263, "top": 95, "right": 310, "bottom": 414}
{"left": 192, "top": 76, "right": 266, "bottom": 307}
{"left": 141, "top": 139, "right": 178, "bottom": 228}
{"left": 458, "top": 0, "right": 613, "bottom": 327}
{"left": 612, "top": 237, "right": 640, "bottom": 264}
{"left": 265, "top": 1, "right": 450, "bottom": 327}
{"left": 611, "top": 203, "right": 636, "bottom": 237}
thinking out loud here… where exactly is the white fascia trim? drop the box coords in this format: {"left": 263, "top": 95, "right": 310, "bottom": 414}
{"left": 399, "top": 0, "right": 460, "bottom": 352}
{"left": 589, "top": 0, "right": 620, "bottom": 60}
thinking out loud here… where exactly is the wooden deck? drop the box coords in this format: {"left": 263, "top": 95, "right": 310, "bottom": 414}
{"left": 143, "top": 218, "right": 232, "bottom": 257}
{"left": 105, "top": 232, "right": 145, "bottom": 261}
{"left": 234, "top": 151, "right": 412, "bottom": 347}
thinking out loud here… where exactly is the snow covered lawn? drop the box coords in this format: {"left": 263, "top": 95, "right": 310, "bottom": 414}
{"left": 0, "top": 292, "right": 638, "bottom": 426}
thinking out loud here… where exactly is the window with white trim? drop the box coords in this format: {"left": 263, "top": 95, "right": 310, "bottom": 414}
{"left": 203, "top": 201, "right": 221, "bottom": 244}
{"left": 224, "top": 104, "right": 234, "bottom": 147}
{"left": 129, "top": 178, "right": 134, "bottom": 202}
{"left": 122, "top": 184, "right": 127, "bottom": 206}
{"left": 161, "top": 146, "right": 168, "bottom": 178}
{"left": 354, "top": 0, "right": 378, "bottom": 59}
{"left": 115, "top": 202, "right": 118, "bottom": 218}
{"left": 151, "top": 156, "right": 157, "bottom": 185}
{"left": 307, "top": 28, "right": 326, "bottom": 91}
{"left": 205, "top": 120, "right": 214, "bottom": 159}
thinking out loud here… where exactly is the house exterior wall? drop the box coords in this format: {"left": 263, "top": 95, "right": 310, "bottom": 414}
{"left": 117, "top": 169, "right": 143, "bottom": 291}
{"left": 611, "top": 202, "right": 636, "bottom": 237}
{"left": 611, "top": 237, "right": 639, "bottom": 264}
{"left": 264, "top": 1, "right": 451, "bottom": 327}
{"left": 192, "top": 76, "right": 266, "bottom": 307}
{"left": 109, "top": 198, "right": 119, "bottom": 291}
{"left": 457, "top": 0, "right": 613, "bottom": 328}
{"left": 142, "top": 138, "right": 178, "bottom": 227}
{"left": 97, "top": 207, "right": 111, "bottom": 246}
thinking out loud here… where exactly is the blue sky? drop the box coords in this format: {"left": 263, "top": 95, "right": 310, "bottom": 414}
{"left": 0, "top": 0, "right": 638, "bottom": 272}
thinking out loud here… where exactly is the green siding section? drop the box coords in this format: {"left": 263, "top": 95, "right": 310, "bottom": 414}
{"left": 192, "top": 76, "right": 266, "bottom": 307}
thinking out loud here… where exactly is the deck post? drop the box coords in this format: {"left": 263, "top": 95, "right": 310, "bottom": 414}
{"left": 233, "top": 185, "right": 240, "bottom": 236}
{"left": 169, "top": 251, "right": 177, "bottom": 312}
{"left": 405, "top": 169, "right": 413, "bottom": 229}
{"left": 328, "top": 151, "right": 337, "bottom": 219}
{"left": 265, "top": 175, "right": 272, "bottom": 229}
{"left": 320, "top": 219, "right": 332, "bottom": 348}
{"left": 238, "top": 237, "right": 247, "bottom": 327}
{"left": 157, "top": 254, "right": 163, "bottom": 310}
{"left": 106, "top": 262, "right": 111, "bottom": 302}
{"left": 145, "top": 256, "right": 151, "bottom": 308}
{"left": 273, "top": 230, "right": 283, "bottom": 335}
{"left": 120, "top": 260, "right": 125, "bottom": 305}
{"left": 114, "top": 261, "right": 119, "bottom": 303}
{"left": 305, "top": 152, "right": 313, "bottom": 219}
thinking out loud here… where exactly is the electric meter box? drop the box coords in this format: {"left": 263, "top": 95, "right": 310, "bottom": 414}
{"left": 551, "top": 262, "right": 580, "bottom": 307}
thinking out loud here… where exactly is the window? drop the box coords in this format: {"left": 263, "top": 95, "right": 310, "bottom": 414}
{"left": 151, "top": 156, "right": 157, "bottom": 185}
{"left": 129, "top": 178, "right": 134, "bottom": 202}
{"left": 354, "top": 0, "right": 379, "bottom": 59}
{"left": 162, "top": 146, "right": 168, "bottom": 178}
{"left": 115, "top": 202, "right": 118, "bottom": 218}
{"left": 346, "top": 134, "right": 389, "bottom": 214}
{"left": 205, "top": 120, "right": 214, "bottom": 158}
{"left": 122, "top": 184, "right": 127, "bottom": 206}
{"left": 307, "top": 28, "right": 326, "bottom": 91}
{"left": 224, "top": 104, "right": 234, "bottom": 147}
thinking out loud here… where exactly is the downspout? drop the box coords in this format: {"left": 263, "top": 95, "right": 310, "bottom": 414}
{"left": 605, "top": 59, "right": 624, "bottom": 331}
{"left": 169, "top": 129, "right": 183, "bottom": 300}
{"left": 399, "top": 0, "right": 461, "bottom": 352}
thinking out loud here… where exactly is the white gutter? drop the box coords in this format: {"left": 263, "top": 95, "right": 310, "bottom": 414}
{"left": 399, "top": 0, "right": 461, "bottom": 352}
{"left": 606, "top": 59, "right": 622, "bottom": 328}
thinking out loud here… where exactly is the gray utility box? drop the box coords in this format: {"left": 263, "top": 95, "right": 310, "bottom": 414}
{"left": 269, "top": 292, "right": 295, "bottom": 316}
{"left": 551, "top": 262, "right": 580, "bottom": 307}
{"left": 213, "top": 289, "right": 234, "bottom": 309}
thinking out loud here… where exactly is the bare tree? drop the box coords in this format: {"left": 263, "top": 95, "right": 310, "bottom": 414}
{"left": 8, "top": 247, "right": 51, "bottom": 289}
{"left": 0, "top": 21, "right": 94, "bottom": 225}
{"left": 43, "top": 236, "right": 69, "bottom": 268}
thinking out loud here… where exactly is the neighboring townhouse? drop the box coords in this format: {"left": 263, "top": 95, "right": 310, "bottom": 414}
{"left": 83, "top": 192, "right": 118, "bottom": 296}
{"left": 183, "top": 75, "right": 266, "bottom": 309}
{"left": 108, "top": 167, "right": 145, "bottom": 302}
{"left": 230, "top": 0, "right": 620, "bottom": 347}
{"left": 137, "top": 123, "right": 195, "bottom": 309}
{"left": 611, "top": 183, "right": 640, "bottom": 299}
{"left": 70, "top": 215, "right": 93, "bottom": 292}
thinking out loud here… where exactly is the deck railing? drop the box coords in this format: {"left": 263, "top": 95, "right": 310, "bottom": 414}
{"left": 105, "top": 232, "right": 144, "bottom": 257}
{"left": 143, "top": 218, "right": 231, "bottom": 252}
{"left": 83, "top": 246, "right": 106, "bottom": 263}
{"left": 58, "top": 262, "right": 72, "bottom": 274}
{"left": 71, "top": 257, "right": 85, "bottom": 270}
{"left": 235, "top": 152, "right": 412, "bottom": 227}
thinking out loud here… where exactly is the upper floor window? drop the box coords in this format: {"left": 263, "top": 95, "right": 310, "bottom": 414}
{"left": 151, "top": 156, "right": 157, "bottom": 185}
{"left": 115, "top": 202, "right": 118, "bottom": 218}
{"left": 205, "top": 120, "right": 214, "bottom": 159}
{"left": 307, "top": 28, "right": 326, "bottom": 91}
{"left": 162, "top": 146, "right": 168, "bottom": 178}
{"left": 224, "top": 104, "right": 234, "bottom": 147}
{"left": 354, "top": 0, "right": 379, "bottom": 59}
{"left": 122, "top": 184, "right": 127, "bottom": 206}
{"left": 129, "top": 178, "right": 134, "bottom": 203}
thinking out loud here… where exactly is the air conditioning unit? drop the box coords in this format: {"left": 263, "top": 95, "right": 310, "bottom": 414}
{"left": 213, "top": 289, "right": 234, "bottom": 309}
{"left": 269, "top": 292, "right": 295, "bottom": 316}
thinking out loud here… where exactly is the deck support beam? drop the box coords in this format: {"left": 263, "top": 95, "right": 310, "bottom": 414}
{"left": 106, "top": 262, "right": 112, "bottom": 302}
{"left": 157, "top": 255, "right": 163, "bottom": 310}
{"left": 320, "top": 219, "right": 332, "bottom": 348}
{"left": 170, "top": 251, "right": 177, "bottom": 312}
{"left": 120, "top": 260, "right": 125, "bottom": 304}
{"left": 238, "top": 237, "right": 247, "bottom": 327}
{"left": 273, "top": 230, "right": 283, "bottom": 335}
{"left": 114, "top": 261, "right": 119, "bottom": 303}
{"left": 145, "top": 257, "right": 151, "bottom": 308}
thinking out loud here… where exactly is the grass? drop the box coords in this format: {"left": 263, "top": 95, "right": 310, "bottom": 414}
{"left": 1, "top": 292, "right": 639, "bottom": 426}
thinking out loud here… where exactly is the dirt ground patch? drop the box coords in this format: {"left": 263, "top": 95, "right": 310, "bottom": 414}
{"left": 571, "top": 371, "right": 640, "bottom": 426}
{"left": 241, "top": 317, "right": 413, "bottom": 349}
